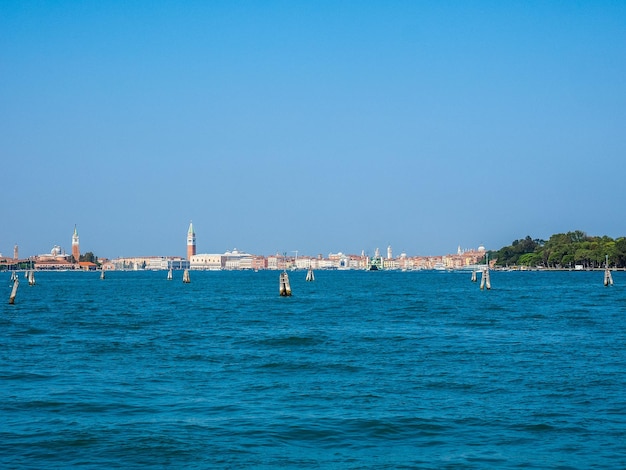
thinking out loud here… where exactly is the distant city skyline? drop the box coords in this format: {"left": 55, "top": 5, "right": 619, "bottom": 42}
{"left": 3, "top": 221, "right": 623, "bottom": 265}
{"left": 1, "top": 223, "right": 489, "bottom": 260}
{"left": 2, "top": 2, "right": 625, "bottom": 258}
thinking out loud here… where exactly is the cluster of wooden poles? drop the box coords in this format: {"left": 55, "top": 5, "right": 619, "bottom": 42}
{"left": 280, "top": 267, "right": 315, "bottom": 296}
{"left": 471, "top": 267, "right": 492, "bottom": 290}
{"left": 8, "top": 270, "right": 35, "bottom": 304}
{"left": 470, "top": 254, "right": 617, "bottom": 291}
{"left": 471, "top": 253, "right": 492, "bottom": 290}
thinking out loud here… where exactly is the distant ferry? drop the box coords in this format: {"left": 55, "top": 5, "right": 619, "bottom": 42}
{"left": 368, "top": 256, "right": 383, "bottom": 271}
{"left": 433, "top": 262, "right": 446, "bottom": 271}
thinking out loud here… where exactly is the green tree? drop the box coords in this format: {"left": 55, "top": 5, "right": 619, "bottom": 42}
{"left": 574, "top": 248, "right": 593, "bottom": 268}
{"left": 488, "top": 231, "right": 624, "bottom": 268}
{"left": 79, "top": 252, "right": 99, "bottom": 264}
{"left": 615, "top": 238, "right": 626, "bottom": 266}
{"left": 493, "top": 235, "right": 541, "bottom": 266}
{"left": 518, "top": 252, "right": 541, "bottom": 267}
{"left": 561, "top": 254, "right": 575, "bottom": 268}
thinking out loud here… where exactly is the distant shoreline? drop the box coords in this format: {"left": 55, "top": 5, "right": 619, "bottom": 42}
{"left": 2, "top": 267, "right": 624, "bottom": 273}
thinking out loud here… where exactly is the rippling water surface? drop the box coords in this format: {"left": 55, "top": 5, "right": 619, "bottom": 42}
{"left": 2, "top": 270, "right": 625, "bottom": 468}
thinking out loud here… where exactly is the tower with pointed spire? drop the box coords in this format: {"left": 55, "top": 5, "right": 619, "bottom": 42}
{"left": 13, "top": 244, "right": 18, "bottom": 260}
{"left": 186, "top": 221, "right": 196, "bottom": 260}
{"left": 72, "top": 225, "right": 80, "bottom": 262}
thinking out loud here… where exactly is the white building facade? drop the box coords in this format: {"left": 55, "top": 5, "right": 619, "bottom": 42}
{"left": 189, "top": 254, "right": 224, "bottom": 270}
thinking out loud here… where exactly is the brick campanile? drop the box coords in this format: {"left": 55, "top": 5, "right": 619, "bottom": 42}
{"left": 187, "top": 221, "right": 196, "bottom": 260}
{"left": 72, "top": 225, "right": 80, "bottom": 262}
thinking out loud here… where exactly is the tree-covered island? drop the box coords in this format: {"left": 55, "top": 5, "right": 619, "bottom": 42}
{"left": 491, "top": 230, "right": 626, "bottom": 269}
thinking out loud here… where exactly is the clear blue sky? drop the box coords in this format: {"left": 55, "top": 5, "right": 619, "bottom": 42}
{"left": 2, "top": 1, "right": 625, "bottom": 259}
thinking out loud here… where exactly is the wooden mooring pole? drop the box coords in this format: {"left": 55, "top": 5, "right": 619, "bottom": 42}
{"left": 480, "top": 253, "right": 491, "bottom": 290}
{"left": 604, "top": 255, "right": 614, "bottom": 287}
{"left": 279, "top": 271, "right": 292, "bottom": 296}
{"left": 9, "top": 278, "right": 19, "bottom": 304}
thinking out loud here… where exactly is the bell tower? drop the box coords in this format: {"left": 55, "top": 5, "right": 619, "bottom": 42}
{"left": 72, "top": 225, "right": 80, "bottom": 262}
{"left": 187, "top": 221, "right": 196, "bottom": 260}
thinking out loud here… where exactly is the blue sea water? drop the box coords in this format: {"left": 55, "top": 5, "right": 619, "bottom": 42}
{"left": 1, "top": 269, "right": 625, "bottom": 469}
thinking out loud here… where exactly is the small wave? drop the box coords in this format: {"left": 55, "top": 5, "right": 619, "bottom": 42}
{"left": 517, "top": 423, "right": 556, "bottom": 432}
{"left": 0, "top": 372, "right": 53, "bottom": 381}
{"left": 256, "top": 335, "right": 328, "bottom": 348}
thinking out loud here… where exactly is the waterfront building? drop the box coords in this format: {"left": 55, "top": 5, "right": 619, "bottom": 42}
{"left": 108, "top": 256, "right": 189, "bottom": 271}
{"left": 102, "top": 260, "right": 115, "bottom": 271}
{"left": 34, "top": 245, "right": 74, "bottom": 270}
{"left": 383, "top": 257, "right": 400, "bottom": 270}
{"left": 402, "top": 248, "right": 485, "bottom": 271}
{"left": 189, "top": 251, "right": 264, "bottom": 271}
{"left": 267, "top": 254, "right": 278, "bottom": 270}
{"left": 295, "top": 256, "right": 312, "bottom": 270}
{"left": 328, "top": 252, "right": 361, "bottom": 270}
{"left": 187, "top": 222, "right": 196, "bottom": 260}
{"left": 190, "top": 254, "right": 224, "bottom": 270}
{"left": 318, "top": 257, "right": 338, "bottom": 269}
{"left": 224, "top": 249, "right": 249, "bottom": 270}
{"left": 78, "top": 261, "right": 97, "bottom": 271}
{"left": 223, "top": 249, "right": 254, "bottom": 270}
{"left": 442, "top": 249, "right": 486, "bottom": 269}
{"left": 146, "top": 257, "right": 189, "bottom": 270}
{"left": 224, "top": 248, "right": 252, "bottom": 271}
{"left": 398, "top": 252, "right": 408, "bottom": 270}
{"left": 309, "top": 257, "right": 321, "bottom": 270}
{"left": 267, "top": 253, "right": 291, "bottom": 270}
{"left": 251, "top": 256, "right": 267, "bottom": 271}
{"left": 337, "top": 253, "right": 350, "bottom": 269}
{"left": 0, "top": 253, "right": 20, "bottom": 270}
{"left": 349, "top": 254, "right": 366, "bottom": 270}
{"left": 72, "top": 225, "right": 80, "bottom": 262}
{"left": 170, "top": 258, "right": 190, "bottom": 270}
